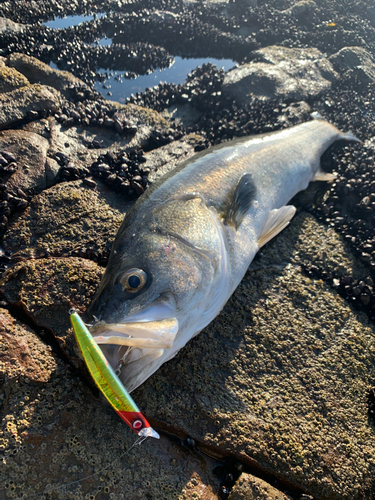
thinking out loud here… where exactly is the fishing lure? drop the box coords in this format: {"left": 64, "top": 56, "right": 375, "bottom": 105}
{"left": 70, "top": 309, "right": 159, "bottom": 440}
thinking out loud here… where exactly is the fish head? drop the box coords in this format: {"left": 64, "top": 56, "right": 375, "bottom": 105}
{"left": 87, "top": 227, "right": 218, "bottom": 392}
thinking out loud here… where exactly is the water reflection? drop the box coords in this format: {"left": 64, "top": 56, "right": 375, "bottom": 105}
{"left": 43, "top": 14, "right": 105, "bottom": 29}
{"left": 43, "top": 14, "right": 235, "bottom": 101}
{"left": 95, "top": 56, "right": 235, "bottom": 102}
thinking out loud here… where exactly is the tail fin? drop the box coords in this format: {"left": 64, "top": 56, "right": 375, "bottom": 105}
{"left": 311, "top": 112, "right": 362, "bottom": 143}
{"left": 338, "top": 130, "right": 362, "bottom": 143}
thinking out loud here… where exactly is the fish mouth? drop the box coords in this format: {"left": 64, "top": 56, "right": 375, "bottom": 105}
{"left": 92, "top": 317, "right": 179, "bottom": 349}
{"left": 89, "top": 295, "right": 178, "bottom": 392}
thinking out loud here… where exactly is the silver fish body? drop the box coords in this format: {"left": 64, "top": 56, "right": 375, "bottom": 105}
{"left": 88, "top": 119, "right": 359, "bottom": 392}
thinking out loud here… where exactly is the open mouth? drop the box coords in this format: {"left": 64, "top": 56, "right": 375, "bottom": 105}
{"left": 92, "top": 317, "right": 179, "bottom": 349}
{"left": 89, "top": 295, "right": 179, "bottom": 391}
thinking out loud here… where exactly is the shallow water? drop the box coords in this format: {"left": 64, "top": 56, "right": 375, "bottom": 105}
{"left": 43, "top": 14, "right": 105, "bottom": 29}
{"left": 95, "top": 56, "right": 235, "bottom": 102}
{"left": 43, "top": 14, "right": 235, "bottom": 101}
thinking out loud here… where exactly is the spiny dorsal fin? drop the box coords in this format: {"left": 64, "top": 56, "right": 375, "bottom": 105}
{"left": 225, "top": 173, "right": 257, "bottom": 229}
{"left": 258, "top": 205, "right": 296, "bottom": 248}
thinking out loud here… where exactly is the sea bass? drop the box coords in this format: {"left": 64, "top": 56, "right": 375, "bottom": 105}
{"left": 88, "top": 118, "right": 359, "bottom": 392}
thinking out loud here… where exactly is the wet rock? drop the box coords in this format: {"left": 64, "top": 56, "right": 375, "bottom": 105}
{"left": 329, "top": 47, "right": 375, "bottom": 84}
{"left": 228, "top": 473, "right": 290, "bottom": 500}
{"left": 164, "top": 103, "right": 203, "bottom": 129}
{"left": 369, "top": 6, "right": 375, "bottom": 28}
{"left": 47, "top": 120, "right": 130, "bottom": 172}
{"left": 7, "top": 53, "right": 91, "bottom": 99}
{"left": 223, "top": 46, "right": 339, "bottom": 103}
{"left": 0, "top": 64, "right": 29, "bottom": 93}
{"left": 0, "top": 83, "right": 61, "bottom": 130}
{"left": 0, "top": 129, "right": 59, "bottom": 193}
{"left": 43, "top": 101, "right": 173, "bottom": 176}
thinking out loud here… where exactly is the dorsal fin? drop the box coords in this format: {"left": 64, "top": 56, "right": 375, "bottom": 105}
{"left": 225, "top": 173, "right": 257, "bottom": 229}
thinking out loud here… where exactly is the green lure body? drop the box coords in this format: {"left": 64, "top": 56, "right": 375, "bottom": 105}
{"left": 70, "top": 310, "right": 159, "bottom": 439}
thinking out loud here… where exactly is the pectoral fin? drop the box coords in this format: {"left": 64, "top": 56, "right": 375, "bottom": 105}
{"left": 258, "top": 206, "right": 296, "bottom": 248}
{"left": 225, "top": 173, "right": 257, "bottom": 229}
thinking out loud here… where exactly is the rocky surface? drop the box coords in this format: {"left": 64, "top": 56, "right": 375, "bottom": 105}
{"left": 0, "top": 84, "right": 61, "bottom": 130}
{"left": 228, "top": 473, "right": 291, "bottom": 500}
{"left": 0, "top": 128, "right": 60, "bottom": 192}
{"left": 0, "top": 16, "right": 28, "bottom": 34}
{"left": 0, "top": 64, "right": 29, "bottom": 93}
{"left": 7, "top": 53, "right": 92, "bottom": 100}
{"left": 0, "top": 1, "right": 375, "bottom": 500}
{"left": 223, "top": 46, "right": 339, "bottom": 103}
{"left": 329, "top": 46, "right": 375, "bottom": 84}
{"left": 0, "top": 309, "right": 219, "bottom": 500}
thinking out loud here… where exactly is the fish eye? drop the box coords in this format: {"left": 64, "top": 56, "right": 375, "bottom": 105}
{"left": 117, "top": 268, "right": 147, "bottom": 293}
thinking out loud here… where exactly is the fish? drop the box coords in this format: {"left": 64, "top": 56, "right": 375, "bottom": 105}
{"left": 87, "top": 117, "right": 359, "bottom": 393}
{"left": 70, "top": 309, "right": 159, "bottom": 439}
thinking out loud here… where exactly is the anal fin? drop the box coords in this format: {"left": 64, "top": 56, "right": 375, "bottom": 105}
{"left": 225, "top": 173, "right": 257, "bottom": 229}
{"left": 258, "top": 206, "right": 296, "bottom": 248}
{"left": 314, "top": 167, "right": 337, "bottom": 182}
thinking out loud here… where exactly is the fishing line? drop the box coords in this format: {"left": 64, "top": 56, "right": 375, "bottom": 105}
{"left": 27, "top": 433, "right": 151, "bottom": 498}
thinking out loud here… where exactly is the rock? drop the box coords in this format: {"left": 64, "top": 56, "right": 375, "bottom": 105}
{"left": 0, "top": 349, "right": 218, "bottom": 499}
{"left": 0, "top": 84, "right": 61, "bottom": 130}
{"left": 276, "top": 101, "right": 312, "bottom": 125}
{"left": 0, "top": 270, "right": 218, "bottom": 500}
{"left": 0, "top": 16, "right": 28, "bottom": 34}
{"left": 163, "top": 103, "right": 203, "bottom": 128}
{"left": 280, "top": 0, "right": 316, "bottom": 17}
{"left": 136, "top": 212, "right": 375, "bottom": 500}
{"left": 113, "top": 102, "right": 171, "bottom": 149}
{"left": 151, "top": 10, "right": 179, "bottom": 23}
{"left": 0, "top": 258, "right": 103, "bottom": 352}
{"left": 44, "top": 155, "right": 60, "bottom": 185}
{"left": 0, "top": 5, "right": 374, "bottom": 499}
{"left": 329, "top": 47, "right": 375, "bottom": 84}
{"left": 46, "top": 120, "right": 131, "bottom": 171}
{"left": 0, "top": 308, "right": 57, "bottom": 384}
{"left": 3, "top": 210, "right": 373, "bottom": 499}
{"left": 0, "top": 129, "right": 59, "bottom": 193}
{"left": 6, "top": 53, "right": 91, "bottom": 99}
{"left": 2, "top": 180, "right": 129, "bottom": 259}
{"left": 0, "top": 65, "right": 29, "bottom": 93}
{"left": 228, "top": 473, "right": 290, "bottom": 500}
{"left": 41, "top": 102, "right": 172, "bottom": 173}
{"left": 223, "top": 46, "right": 339, "bottom": 103}
{"left": 146, "top": 132, "right": 205, "bottom": 184}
